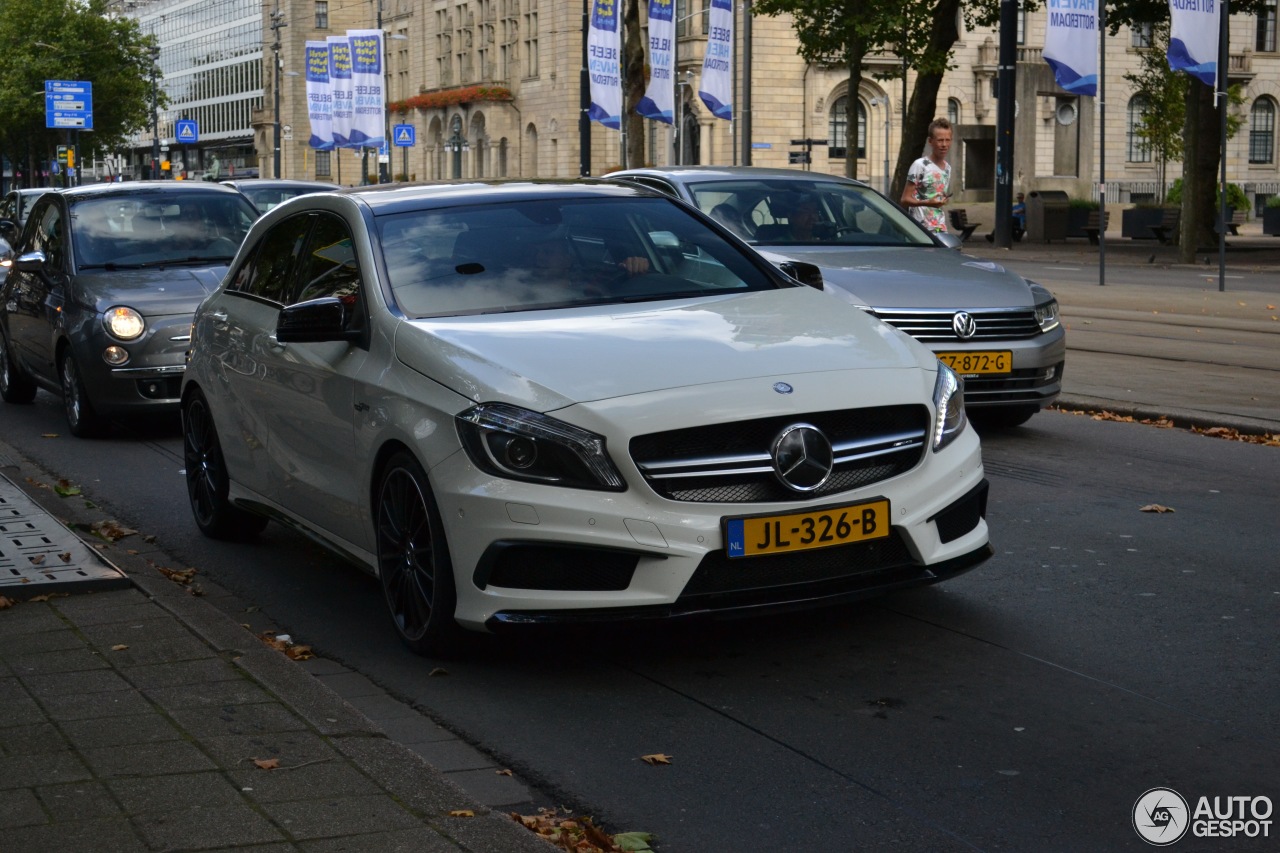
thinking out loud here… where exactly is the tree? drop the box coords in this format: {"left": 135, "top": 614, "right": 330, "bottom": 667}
{"left": 0, "top": 0, "right": 159, "bottom": 186}
{"left": 1123, "top": 22, "right": 1185, "bottom": 202}
{"left": 624, "top": 0, "right": 646, "bottom": 169}
{"left": 754, "top": 0, "right": 910, "bottom": 179}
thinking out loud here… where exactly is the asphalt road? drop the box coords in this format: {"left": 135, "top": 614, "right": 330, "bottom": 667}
{"left": 2, "top": 385, "right": 1276, "bottom": 850}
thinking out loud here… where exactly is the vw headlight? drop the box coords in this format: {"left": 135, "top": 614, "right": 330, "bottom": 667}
{"left": 105, "top": 306, "right": 145, "bottom": 340}
{"left": 456, "top": 403, "right": 626, "bottom": 491}
{"left": 1034, "top": 298, "right": 1060, "bottom": 332}
{"left": 932, "top": 363, "right": 967, "bottom": 452}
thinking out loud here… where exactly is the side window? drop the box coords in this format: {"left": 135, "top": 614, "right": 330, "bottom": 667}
{"left": 295, "top": 214, "right": 361, "bottom": 305}
{"left": 31, "top": 204, "right": 66, "bottom": 271}
{"left": 236, "top": 214, "right": 312, "bottom": 304}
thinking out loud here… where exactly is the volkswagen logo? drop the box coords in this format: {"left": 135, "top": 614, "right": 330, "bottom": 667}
{"left": 771, "top": 424, "right": 834, "bottom": 493}
{"left": 952, "top": 311, "right": 977, "bottom": 340}
{"left": 773, "top": 382, "right": 794, "bottom": 394}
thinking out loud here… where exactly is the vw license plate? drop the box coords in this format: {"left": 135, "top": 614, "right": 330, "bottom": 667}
{"left": 936, "top": 351, "right": 1012, "bottom": 375}
{"left": 724, "top": 499, "right": 890, "bottom": 558}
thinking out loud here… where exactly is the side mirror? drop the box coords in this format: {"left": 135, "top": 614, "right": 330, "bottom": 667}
{"left": 275, "top": 297, "right": 360, "bottom": 344}
{"left": 933, "top": 231, "right": 964, "bottom": 251}
{"left": 777, "top": 260, "right": 824, "bottom": 289}
{"left": 14, "top": 251, "right": 47, "bottom": 272}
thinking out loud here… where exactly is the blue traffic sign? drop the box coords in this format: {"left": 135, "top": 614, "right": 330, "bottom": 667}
{"left": 45, "top": 80, "right": 94, "bottom": 130}
{"left": 393, "top": 124, "right": 416, "bottom": 147}
{"left": 175, "top": 119, "right": 199, "bottom": 143}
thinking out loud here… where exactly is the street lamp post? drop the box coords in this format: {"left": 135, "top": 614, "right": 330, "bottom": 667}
{"left": 870, "top": 97, "right": 891, "bottom": 196}
{"left": 270, "top": 9, "right": 287, "bottom": 179}
{"left": 446, "top": 115, "right": 467, "bottom": 179}
{"left": 150, "top": 46, "right": 161, "bottom": 180}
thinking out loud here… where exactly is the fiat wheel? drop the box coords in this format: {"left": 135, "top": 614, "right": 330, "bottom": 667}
{"left": 182, "top": 388, "right": 268, "bottom": 540}
{"left": 60, "top": 350, "right": 105, "bottom": 437}
{"left": 375, "top": 452, "right": 462, "bottom": 657}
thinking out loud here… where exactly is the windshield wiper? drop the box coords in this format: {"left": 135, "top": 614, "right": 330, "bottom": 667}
{"left": 135, "top": 256, "right": 235, "bottom": 268}
{"left": 78, "top": 262, "right": 146, "bottom": 270}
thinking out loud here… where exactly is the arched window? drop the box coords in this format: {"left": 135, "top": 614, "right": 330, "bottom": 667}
{"left": 1127, "top": 96, "right": 1152, "bottom": 162}
{"left": 828, "top": 96, "right": 866, "bottom": 160}
{"left": 947, "top": 98, "right": 961, "bottom": 126}
{"left": 1250, "top": 98, "right": 1276, "bottom": 163}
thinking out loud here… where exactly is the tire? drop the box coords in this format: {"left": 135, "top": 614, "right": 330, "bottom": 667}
{"left": 375, "top": 452, "right": 463, "bottom": 657}
{"left": 60, "top": 350, "right": 106, "bottom": 437}
{"left": 182, "top": 389, "right": 269, "bottom": 540}
{"left": 0, "top": 330, "right": 36, "bottom": 404}
{"left": 971, "top": 405, "right": 1038, "bottom": 430}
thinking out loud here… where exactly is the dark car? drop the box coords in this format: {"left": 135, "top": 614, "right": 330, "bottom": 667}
{"left": 0, "top": 188, "right": 54, "bottom": 239}
{"left": 0, "top": 181, "right": 258, "bottom": 436}
{"left": 222, "top": 179, "right": 339, "bottom": 213}
{"left": 606, "top": 166, "right": 1066, "bottom": 427}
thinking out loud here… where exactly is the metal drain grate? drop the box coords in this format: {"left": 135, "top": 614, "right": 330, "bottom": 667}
{"left": 0, "top": 474, "right": 131, "bottom": 598}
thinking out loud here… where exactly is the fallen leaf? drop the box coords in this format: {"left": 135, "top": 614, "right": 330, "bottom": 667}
{"left": 641, "top": 754, "right": 673, "bottom": 766}
{"left": 90, "top": 521, "right": 137, "bottom": 543}
{"left": 496, "top": 769, "right": 513, "bottom": 776}
{"left": 40, "top": 433, "right": 58, "bottom": 438}
{"left": 253, "top": 758, "right": 280, "bottom": 770}
{"left": 284, "top": 644, "right": 314, "bottom": 661}
{"left": 126, "top": 549, "right": 138, "bottom": 555}
{"left": 0, "top": 595, "right": 15, "bottom": 609}
{"left": 614, "top": 831, "right": 657, "bottom": 852}
{"left": 1268, "top": 304, "right": 1276, "bottom": 310}
{"left": 111, "top": 644, "right": 129, "bottom": 651}
{"left": 428, "top": 667, "right": 449, "bottom": 677}
{"left": 29, "top": 554, "right": 46, "bottom": 565}
{"left": 449, "top": 810, "right": 475, "bottom": 818}
{"left": 1139, "top": 504, "right": 1175, "bottom": 513}
{"left": 157, "top": 566, "right": 197, "bottom": 585}
{"left": 58, "top": 553, "right": 72, "bottom": 563}
{"left": 27, "top": 594, "right": 56, "bottom": 602}
{"left": 53, "top": 479, "right": 81, "bottom": 497}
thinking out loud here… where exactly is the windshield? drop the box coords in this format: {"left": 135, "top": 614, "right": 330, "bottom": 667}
{"left": 241, "top": 185, "right": 330, "bottom": 212}
{"left": 71, "top": 193, "right": 257, "bottom": 267}
{"left": 687, "top": 179, "right": 935, "bottom": 248}
{"left": 376, "top": 196, "right": 782, "bottom": 317}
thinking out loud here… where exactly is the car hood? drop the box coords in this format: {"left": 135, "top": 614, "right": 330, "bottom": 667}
{"left": 75, "top": 266, "right": 227, "bottom": 315}
{"left": 395, "top": 288, "right": 935, "bottom": 411}
{"left": 755, "top": 246, "right": 1037, "bottom": 310}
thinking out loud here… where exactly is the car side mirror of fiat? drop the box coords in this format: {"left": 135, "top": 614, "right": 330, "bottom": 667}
{"left": 777, "top": 260, "right": 824, "bottom": 289}
{"left": 14, "top": 251, "right": 47, "bottom": 272}
{"left": 276, "top": 297, "right": 361, "bottom": 344}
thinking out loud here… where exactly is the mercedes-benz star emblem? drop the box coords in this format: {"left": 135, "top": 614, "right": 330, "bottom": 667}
{"left": 771, "top": 424, "right": 834, "bottom": 492}
{"left": 773, "top": 382, "right": 793, "bottom": 394}
{"left": 952, "top": 311, "right": 977, "bottom": 340}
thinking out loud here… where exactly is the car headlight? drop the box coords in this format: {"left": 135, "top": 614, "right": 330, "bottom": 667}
{"left": 105, "top": 306, "right": 145, "bottom": 340}
{"left": 1034, "top": 298, "right": 1060, "bottom": 332}
{"left": 456, "top": 403, "right": 626, "bottom": 491}
{"left": 932, "top": 363, "right": 967, "bottom": 452}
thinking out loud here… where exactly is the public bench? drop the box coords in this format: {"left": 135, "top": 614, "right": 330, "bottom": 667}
{"left": 1151, "top": 208, "right": 1181, "bottom": 245}
{"left": 1083, "top": 210, "right": 1111, "bottom": 245}
{"left": 948, "top": 209, "right": 981, "bottom": 242}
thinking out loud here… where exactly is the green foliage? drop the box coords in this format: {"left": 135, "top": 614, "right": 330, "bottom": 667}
{"left": 1267, "top": 196, "right": 1280, "bottom": 209}
{"left": 1069, "top": 198, "right": 1100, "bottom": 210}
{"left": 1166, "top": 179, "right": 1249, "bottom": 211}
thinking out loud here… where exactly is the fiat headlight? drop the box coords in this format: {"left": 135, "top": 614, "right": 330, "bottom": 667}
{"left": 456, "top": 403, "right": 626, "bottom": 491}
{"left": 105, "top": 306, "right": 145, "bottom": 340}
{"left": 932, "top": 363, "right": 967, "bottom": 452}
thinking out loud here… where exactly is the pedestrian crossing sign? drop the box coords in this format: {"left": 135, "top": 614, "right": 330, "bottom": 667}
{"left": 393, "top": 124, "right": 415, "bottom": 147}
{"left": 176, "top": 119, "right": 199, "bottom": 143}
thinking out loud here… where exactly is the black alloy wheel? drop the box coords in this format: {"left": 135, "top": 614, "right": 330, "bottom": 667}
{"left": 375, "top": 452, "right": 461, "bottom": 657}
{"left": 59, "top": 350, "right": 105, "bottom": 437}
{"left": 0, "top": 330, "right": 36, "bottom": 404}
{"left": 182, "top": 389, "right": 268, "bottom": 540}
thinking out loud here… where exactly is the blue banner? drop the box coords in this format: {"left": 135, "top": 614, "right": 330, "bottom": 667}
{"left": 698, "top": 0, "right": 733, "bottom": 120}
{"left": 328, "top": 35, "right": 354, "bottom": 148}
{"left": 1168, "top": 0, "right": 1220, "bottom": 86}
{"left": 587, "top": 0, "right": 622, "bottom": 128}
{"left": 635, "top": 0, "right": 675, "bottom": 124}
{"left": 348, "top": 29, "right": 386, "bottom": 149}
{"left": 306, "top": 41, "right": 334, "bottom": 150}
{"left": 1043, "top": 0, "right": 1098, "bottom": 96}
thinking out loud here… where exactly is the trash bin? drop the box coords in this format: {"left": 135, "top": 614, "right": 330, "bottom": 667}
{"left": 1026, "top": 190, "right": 1069, "bottom": 243}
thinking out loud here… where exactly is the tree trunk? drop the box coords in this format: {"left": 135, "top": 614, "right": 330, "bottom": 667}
{"left": 1178, "top": 82, "right": 1220, "bottom": 261}
{"left": 890, "top": 0, "right": 961, "bottom": 199}
{"left": 844, "top": 41, "right": 864, "bottom": 180}
{"left": 624, "top": 0, "right": 646, "bottom": 168}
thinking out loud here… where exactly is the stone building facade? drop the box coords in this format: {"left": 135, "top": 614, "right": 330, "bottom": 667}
{"left": 260, "top": 1, "right": 1280, "bottom": 211}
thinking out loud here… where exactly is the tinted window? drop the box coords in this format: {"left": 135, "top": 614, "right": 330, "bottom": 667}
{"left": 376, "top": 196, "right": 780, "bottom": 318}
{"left": 70, "top": 191, "right": 257, "bottom": 267}
{"left": 31, "top": 204, "right": 66, "bottom": 271}
{"left": 237, "top": 214, "right": 313, "bottom": 304}
{"left": 295, "top": 214, "right": 361, "bottom": 304}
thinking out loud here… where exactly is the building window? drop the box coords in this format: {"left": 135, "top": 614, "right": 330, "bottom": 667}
{"left": 828, "top": 96, "right": 866, "bottom": 160}
{"left": 1127, "top": 96, "right": 1152, "bottom": 162}
{"left": 524, "top": 7, "right": 538, "bottom": 77}
{"left": 1017, "top": 8, "right": 1027, "bottom": 44}
{"left": 315, "top": 1, "right": 328, "bottom": 30}
{"left": 1258, "top": 0, "right": 1277, "bottom": 52}
{"left": 1132, "top": 22, "right": 1153, "bottom": 48}
{"left": 1250, "top": 97, "right": 1276, "bottom": 163}
{"left": 315, "top": 150, "right": 331, "bottom": 177}
{"left": 948, "top": 98, "right": 960, "bottom": 125}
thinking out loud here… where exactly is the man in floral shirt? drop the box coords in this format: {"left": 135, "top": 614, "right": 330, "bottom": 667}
{"left": 900, "top": 118, "right": 953, "bottom": 233}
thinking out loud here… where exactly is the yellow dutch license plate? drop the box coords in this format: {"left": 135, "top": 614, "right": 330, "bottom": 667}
{"left": 937, "top": 350, "right": 1013, "bottom": 375}
{"left": 724, "top": 499, "right": 890, "bottom": 559}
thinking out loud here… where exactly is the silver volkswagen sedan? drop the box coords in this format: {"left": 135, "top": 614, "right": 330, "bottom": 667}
{"left": 606, "top": 166, "right": 1066, "bottom": 428}
{"left": 181, "top": 181, "right": 992, "bottom": 655}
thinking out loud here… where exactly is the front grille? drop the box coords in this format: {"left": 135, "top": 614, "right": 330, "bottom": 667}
{"left": 630, "top": 406, "right": 929, "bottom": 503}
{"left": 874, "top": 308, "right": 1041, "bottom": 341}
{"left": 679, "top": 529, "right": 919, "bottom": 601}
